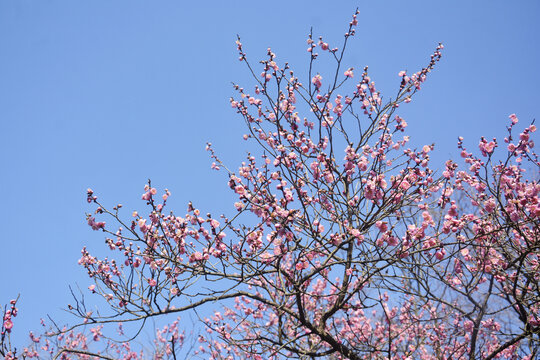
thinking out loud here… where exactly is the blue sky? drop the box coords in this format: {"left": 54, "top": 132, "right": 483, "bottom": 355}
{"left": 1, "top": 0, "right": 539, "bottom": 347}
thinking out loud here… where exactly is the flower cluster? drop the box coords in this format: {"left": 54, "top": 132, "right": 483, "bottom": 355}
{"left": 3, "top": 9, "right": 538, "bottom": 360}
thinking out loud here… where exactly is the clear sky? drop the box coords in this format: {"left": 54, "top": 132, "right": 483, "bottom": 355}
{"left": 1, "top": 0, "right": 539, "bottom": 347}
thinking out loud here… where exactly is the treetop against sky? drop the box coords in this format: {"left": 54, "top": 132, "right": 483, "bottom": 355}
{"left": 1, "top": 2, "right": 539, "bottom": 359}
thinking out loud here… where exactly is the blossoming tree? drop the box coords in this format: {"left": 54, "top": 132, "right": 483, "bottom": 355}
{"left": 2, "top": 10, "right": 538, "bottom": 360}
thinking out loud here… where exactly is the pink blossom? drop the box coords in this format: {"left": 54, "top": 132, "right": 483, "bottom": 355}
{"left": 375, "top": 221, "right": 388, "bottom": 232}
{"left": 87, "top": 216, "right": 105, "bottom": 231}
{"left": 509, "top": 113, "right": 518, "bottom": 124}
{"left": 435, "top": 249, "right": 445, "bottom": 260}
{"left": 90, "top": 326, "right": 103, "bottom": 341}
{"left": 234, "top": 202, "right": 244, "bottom": 211}
{"left": 349, "top": 228, "right": 361, "bottom": 237}
{"left": 484, "top": 198, "right": 496, "bottom": 213}
{"left": 399, "top": 180, "right": 411, "bottom": 190}
{"left": 142, "top": 191, "right": 152, "bottom": 201}
{"left": 387, "top": 236, "right": 399, "bottom": 246}
{"left": 189, "top": 252, "right": 204, "bottom": 263}
{"left": 311, "top": 74, "right": 322, "bottom": 89}
{"left": 484, "top": 141, "right": 496, "bottom": 153}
